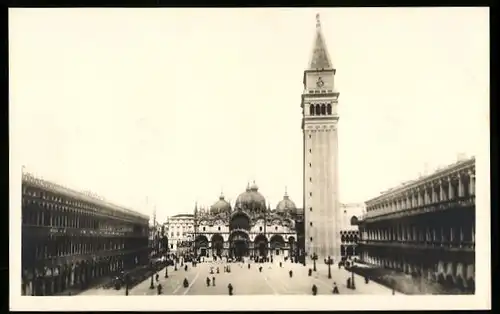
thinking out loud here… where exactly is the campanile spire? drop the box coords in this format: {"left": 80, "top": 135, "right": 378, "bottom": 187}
{"left": 309, "top": 13, "right": 333, "bottom": 70}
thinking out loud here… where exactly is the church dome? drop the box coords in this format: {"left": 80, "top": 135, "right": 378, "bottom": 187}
{"left": 235, "top": 182, "right": 266, "bottom": 213}
{"left": 210, "top": 192, "right": 231, "bottom": 215}
{"left": 276, "top": 188, "right": 297, "bottom": 214}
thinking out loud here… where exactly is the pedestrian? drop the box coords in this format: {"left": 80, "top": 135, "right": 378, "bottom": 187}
{"left": 365, "top": 276, "right": 369, "bottom": 284}
{"left": 289, "top": 270, "right": 293, "bottom": 278}
{"left": 212, "top": 276, "right": 216, "bottom": 286}
{"left": 312, "top": 284, "right": 318, "bottom": 295}
{"left": 183, "top": 278, "right": 189, "bottom": 288}
{"left": 259, "top": 266, "right": 263, "bottom": 272}
{"left": 248, "top": 263, "right": 251, "bottom": 269}
{"left": 184, "top": 265, "right": 188, "bottom": 271}
{"left": 228, "top": 283, "right": 233, "bottom": 296}
{"left": 332, "top": 282, "right": 339, "bottom": 294}
{"left": 347, "top": 278, "right": 351, "bottom": 289}
{"left": 279, "top": 262, "right": 282, "bottom": 268}
{"left": 157, "top": 283, "right": 163, "bottom": 295}
{"left": 156, "top": 273, "right": 159, "bottom": 282}
{"left": 206, "top": 277, "right": 211, "bottom": 287}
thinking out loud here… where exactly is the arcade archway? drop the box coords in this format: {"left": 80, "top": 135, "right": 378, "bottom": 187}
{"left": 288, "top": 236, "right": 295, "bottom": 258}
{"left": 211, "top": 234, "right": 224, "bottom": 257}
{"left": 254, "top": 234, "right": 268, "bottom": 257}
{"left": 195, "top": 235, "right": 209, "bottom": 257}
{"left": 270, "top": 234, "right": 285, "bottom": 256}
{"left": 229, "top": 231, "right": 250, "bottom": 260}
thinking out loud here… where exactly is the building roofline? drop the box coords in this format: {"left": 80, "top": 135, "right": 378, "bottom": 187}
{"left": 22, "top": 172, "right": 149, "bottom": 221}
{"left": 365, "top": 156, "right": 475, "bottom": 205}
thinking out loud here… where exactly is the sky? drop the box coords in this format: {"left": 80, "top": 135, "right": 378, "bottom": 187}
{"left": 9, "top": 8, "right": 489, "bottom": 223}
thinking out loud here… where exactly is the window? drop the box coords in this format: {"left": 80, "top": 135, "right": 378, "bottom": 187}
{"left": 309, "top": 207, "right": 312, "bottom": 212}
{"left": 309, "top": 162, "right": 312, "bottom": 167}
{"left": 310, "top": 222, "right": 313, "bottom": 226}
{"left": 218, "top": 227, "right": 221, "bottom": 231}
{"left": 275, "top": 226, "right": 278, "bottom": 231}
{"left": 309, "top": 134, "right": 311, "bottom": 139}
{"left": 309, "top": 177, "right": 312, "bottom": 182}
{"left": 177, "top": 232, "right": 180, "bottom": 236}
{"left": 309, "top": 192, "right": 312, "bottom": 197}
{"left": 259, "top": 226, "right": 263, "bottom": 232}
{"left": 170, "top": 244, "right": 174, "bottom": 249}
{"left": 309, "top": 149, "right": 311, "bottom": 153}
{"left": 310, "top": 237, "right": 313, "bottom": 242}
{"left": 203, "top": 227, "right": 206, "bottom": 231}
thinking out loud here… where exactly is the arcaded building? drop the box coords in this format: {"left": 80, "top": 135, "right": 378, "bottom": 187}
{"left": 191, "top": 182, "right": 304, "bottom": 260}
{"left": 356, "top": 157, "right": 476, "bottom": 293}
{"left": 21, "top": 172, "right": 150, "bottom": 296}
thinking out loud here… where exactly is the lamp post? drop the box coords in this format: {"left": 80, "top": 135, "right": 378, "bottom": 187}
{"left": 149, "top": 262, "right": 155, "bottom": 290}
{"left": 124, "top": 274, "right": 129, "bottom": 296}
{"left": 350, "top": 265, "right": 356, "bottom": 290}
{"left": 326, "top": 256, "right": 333, "bottom": 279}
{"left": 312, "top": 253, "right": 318, "bottom": 272}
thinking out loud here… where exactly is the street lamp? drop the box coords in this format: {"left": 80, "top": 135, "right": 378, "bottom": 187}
{"left": 149, "top": 262, "right": 155, "bottom": 290}
{"left": 326, "top": 256, "right": 333, "bottom": 279}
{"left": 312, "top": 253, "right": 318, "bottom": 272}
{"left": 124, "top": 274, "right": 130, "bottom": 296}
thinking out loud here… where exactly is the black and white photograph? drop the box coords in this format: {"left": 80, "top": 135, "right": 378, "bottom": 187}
{"left": 9, "top": 7, "right": 490, "bottom": 311}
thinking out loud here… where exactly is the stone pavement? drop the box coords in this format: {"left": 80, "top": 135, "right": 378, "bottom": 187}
{"left": 78, "top": 259, "right": 402, "bottom": 296}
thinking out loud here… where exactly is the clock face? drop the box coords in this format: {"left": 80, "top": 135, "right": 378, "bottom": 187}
{"left": 316, "top": 77, "right": 325, "bottom": 87}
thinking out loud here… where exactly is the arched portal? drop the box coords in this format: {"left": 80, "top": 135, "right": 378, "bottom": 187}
{"left": 229, "top": 231, "right": 250, "bottom": 260}
{"left": 195, "top": 235, "right": 209, "bottom": 257}
{"left": 288, "top": 236, "right": 296, "bottom": 258}
{"left": 254, "top": 234, "right": 268, "bottom": 257}
{"left": 211, "top": 234, "right": 224, "bottom": 257}
{"left": 269, "top": 234, "right": 285, "bottom": 256}
{"left": 230, "top": 212, "right": 251, "bottom": 231}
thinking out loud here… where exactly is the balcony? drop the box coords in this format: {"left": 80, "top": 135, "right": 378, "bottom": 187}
{"left": 23, "top": 225, "right": 146, "bottom": 239}
{"left": 363, "top": 196, "right": 475, "bottom": 223}
{"left": 358, "top": 239, "right": 475, "bottom": 253}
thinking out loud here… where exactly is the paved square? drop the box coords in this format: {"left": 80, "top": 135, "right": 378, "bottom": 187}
{"left": 80, "top": 259, "right": 400, "bottom": 295}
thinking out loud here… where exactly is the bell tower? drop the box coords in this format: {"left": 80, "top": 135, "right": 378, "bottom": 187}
{"left": 301, "top": 14, "right": 341, "bottom": 259}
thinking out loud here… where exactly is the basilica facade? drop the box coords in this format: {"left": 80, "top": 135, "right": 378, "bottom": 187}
{"left": 191, "top": 182, "right": 304, "bottom": 260}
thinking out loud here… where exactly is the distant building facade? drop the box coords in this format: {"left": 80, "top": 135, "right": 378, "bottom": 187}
{"left": 164, "top": 214, "right": 194, "bottom": 255}
{"left": 190, "top": 183, "right": 304, "bottom": 260}
{"left": 356, "top": 157, "right": 476, "bottom": 293}
{"left": 339, "top": 203, "right": 365, "bottom": 259}
{"left": 21, "top": 172, "right": 150, "bottom": 296}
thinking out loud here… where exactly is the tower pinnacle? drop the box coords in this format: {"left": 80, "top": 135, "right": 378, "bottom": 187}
{"left": 309, "top": 13, "right": 333, "bottom": 70}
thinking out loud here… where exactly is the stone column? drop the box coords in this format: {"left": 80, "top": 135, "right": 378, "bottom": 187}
{"left": 448, "top": 177, "right": 454, "bottom": 199}
{"left": 458, "top": 174, "right": 465, "bottom": 197}
{"left": 469, "top": 172, "right": 475, "bottom": 196}
{"left": 439, "top": 180, "right": 446, "bottom": 202}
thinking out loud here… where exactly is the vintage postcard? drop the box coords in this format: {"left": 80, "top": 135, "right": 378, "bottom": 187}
{"left": 9, "top": 7, "right": 490, "bottom": 311}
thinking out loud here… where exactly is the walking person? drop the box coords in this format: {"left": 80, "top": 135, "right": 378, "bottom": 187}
{"left": 212, "top": 276, "right": 216, "bottom": 286}
{"left": 312, "top": 284, "right": 318, "bottom": 295}
{"left": 228, "top": 283, "right": 233, "bottom": 296}
{"left": 206, "top": 277, "right": 211, "bottom": 287}
{"left": 332, "top": 282, "right": 339, "bottom": 294}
